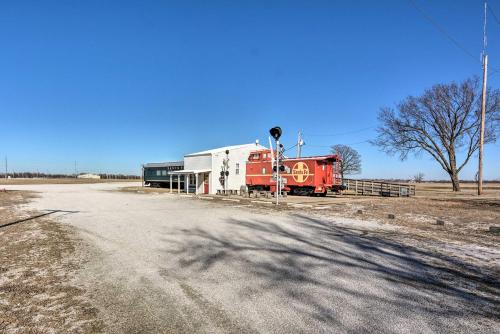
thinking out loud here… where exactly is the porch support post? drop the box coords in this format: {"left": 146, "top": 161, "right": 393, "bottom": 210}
{"left": 170, "top": 174, "right": 173, "bottom": 193}
{"left": 177, "top": 175, "right": 180, "bottom": 194}
{"left": 185, "top": 174, "right": 189, "bottom": 193}
{"left": 195, "top": 173, "right": 199, "bottom": 195}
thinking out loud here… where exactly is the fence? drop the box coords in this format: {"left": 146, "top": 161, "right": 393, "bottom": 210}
{"left": 343, "top": 179, "right": 416, "bottom": 197}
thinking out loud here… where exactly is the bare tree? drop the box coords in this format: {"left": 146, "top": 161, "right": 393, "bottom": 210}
{"left": 413, "top": 172, "right": 425, "bottom": 183}
{"left": 373, "top": 77, "right": 500, "bottom": 191}
{"left": 331, "top": 144, "right": 361, "bottom": 179}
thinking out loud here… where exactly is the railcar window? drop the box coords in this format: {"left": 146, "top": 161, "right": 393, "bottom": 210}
{"left": 252, "top": 154, "right": 260, "bottom": 160}
{"left": 156, "top": 170, "right": 161, "bottom": 176}
{"left": 236, "top": 163, "right": 240, "bottom": 175}
{"left": 162, "top": 170, "right": 167, "bottom": 176}
{"left": 262, "top": 167, "right": 266, "bottom": 174}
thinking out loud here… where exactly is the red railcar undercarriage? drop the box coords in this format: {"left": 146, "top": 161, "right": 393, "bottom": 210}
{"left": 245, "top": 149, "right": 343, "bottom": 196}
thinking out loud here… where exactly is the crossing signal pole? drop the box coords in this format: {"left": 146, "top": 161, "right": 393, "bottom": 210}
{"left": 269, "top": 126, "right": 282, "bottom": 205}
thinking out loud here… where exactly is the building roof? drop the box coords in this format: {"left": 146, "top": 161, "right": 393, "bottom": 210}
{"left": 143, "top": 161, "right": 184, "bottom": 168}
{"left": 185, "top": 143, "right": 266, "bottom": 157}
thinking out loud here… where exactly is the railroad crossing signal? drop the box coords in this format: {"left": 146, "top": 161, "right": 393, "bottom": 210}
{"left": 269, "top": 127, "right": 282, "bottom": 140}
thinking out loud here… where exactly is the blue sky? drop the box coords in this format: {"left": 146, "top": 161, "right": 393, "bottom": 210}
{"left": 0, "top": 0, "right": 499, "bottom": 179}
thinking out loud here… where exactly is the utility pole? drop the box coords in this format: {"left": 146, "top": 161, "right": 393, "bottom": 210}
{"left": 296, "top": 130, "right": 305, "bottom": 158}
{"left": 479, "top": 54, "right": 488, "bottom": 195}
{"left": 4, "top": 156, "right": 7, "bottom": 179}
{"left": 297, "top": 131, "right": 302, "bottom": 158}
{"left": 479, "top": 1, "right": 488, "bottom": 195}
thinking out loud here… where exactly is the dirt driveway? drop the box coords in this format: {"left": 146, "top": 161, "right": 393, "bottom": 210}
{"left": 4, "top": 182, "right": 499, "bottom": 333}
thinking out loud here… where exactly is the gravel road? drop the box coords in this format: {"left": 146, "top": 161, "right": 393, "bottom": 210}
{"left": 5, "top": 182, "right": 499, "bottom": 333}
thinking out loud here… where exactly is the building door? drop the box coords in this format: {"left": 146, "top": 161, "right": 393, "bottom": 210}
{"left": 204, "top": 173, "right": 209, "bottom": 194}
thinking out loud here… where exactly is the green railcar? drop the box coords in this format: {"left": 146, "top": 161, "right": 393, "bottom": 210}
{"left": 143, "top": 161, "right": 185, "bottom": 188}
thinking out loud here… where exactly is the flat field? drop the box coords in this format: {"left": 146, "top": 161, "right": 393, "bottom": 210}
{"left": 415, "top": 181, "right": 500, "bottom": 198}
{"left": 0, "top": 178, "right": 139, "bottom": 185}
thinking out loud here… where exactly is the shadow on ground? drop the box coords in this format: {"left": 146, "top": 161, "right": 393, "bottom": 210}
{"left": 160, "top": 213, "right": 499, "bottom": 332}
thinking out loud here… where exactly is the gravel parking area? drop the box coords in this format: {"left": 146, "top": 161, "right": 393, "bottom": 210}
{"left": 3, "top": 182, "right": 499, "bottom": 333}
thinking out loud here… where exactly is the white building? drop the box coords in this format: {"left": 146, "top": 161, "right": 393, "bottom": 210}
{"left": 77, "top": 173, "right": 101, "bottom": 179}
{"left": 171, "top": 142, "right": 266, "bottom": 195}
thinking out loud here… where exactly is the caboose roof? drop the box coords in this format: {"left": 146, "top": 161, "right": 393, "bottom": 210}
{"left": 248, "top": 149, "right": 339, "bottom": 161}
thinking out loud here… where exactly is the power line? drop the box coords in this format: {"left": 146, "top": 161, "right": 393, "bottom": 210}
{"left": 408, "top": 0, "right": 480, "bottom": 64}
{"left": 409, "top": 0, "right": 500, "bottom": 78}
{"left": 306, "top": 140, "right": 371, "bottom": 148}
{"left": 303, "top": 126, "right": 376, "bottom": 137}
{"left": 488, "top": 4, "right": 500, "bottom": 26}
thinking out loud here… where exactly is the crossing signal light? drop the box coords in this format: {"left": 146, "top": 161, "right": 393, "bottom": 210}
{"left": 273, "top": 164, "right": 285, "bottom": 172}
{"left": 269, "top": 127, "right": 282, "bottom": 140}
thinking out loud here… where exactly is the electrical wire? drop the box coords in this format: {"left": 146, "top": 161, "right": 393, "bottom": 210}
{"left": 409, "top": 0, "right": 500, "bottom": 78}
{"left": 303, "top": 126, "right": 376, "bottom": 137}
{"left": 305, "top": 140, "right": 371, "bottom": 148}
{"left": 408, "top": 0, "right": 480, "bottom": 64}
{"left": 488, "top": 4, "right": 500, "bottom": 26}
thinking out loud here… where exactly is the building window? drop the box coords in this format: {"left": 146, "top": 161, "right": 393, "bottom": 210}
{"left": 236, "top": 163, "right": 240, "bottom": 175}
{"left": 262, "top": 167, "right": 266, "bottom": 174}
{"left": 156, "top": 170, "right": 161, "bottom": 176}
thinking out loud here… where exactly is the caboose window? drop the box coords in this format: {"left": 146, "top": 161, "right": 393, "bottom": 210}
{"left": 262, "top": 167, "right": 266, "bottom": 174}
{"left": 252, "top": 154, "right": 260, "bottom": 160}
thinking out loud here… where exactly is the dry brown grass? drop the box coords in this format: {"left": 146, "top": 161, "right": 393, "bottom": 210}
{"left": 0, "top": 191, "right": 104, "bottom": 333}
{"left": 415, "top": 181, "right": 500, "bottom": 198}
{"left": 0, "top": 178, "right": 139, "bottom": 185}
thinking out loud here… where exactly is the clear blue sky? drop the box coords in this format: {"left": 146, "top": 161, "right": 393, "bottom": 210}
{"left": 1, "top": 0, "right": 499, "bottom": 179}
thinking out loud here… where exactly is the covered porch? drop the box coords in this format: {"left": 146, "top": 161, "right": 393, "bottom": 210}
{"left": 170, "top": 169, "right": 211, "bottom": 195}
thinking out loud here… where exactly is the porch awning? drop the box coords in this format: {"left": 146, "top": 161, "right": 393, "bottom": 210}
{"left": 170, "top": 169, "right": 211, "bottom": 174}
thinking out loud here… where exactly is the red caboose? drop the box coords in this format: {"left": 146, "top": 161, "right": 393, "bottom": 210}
{"left": 245, "top": 149, "right": 343, "bottom": 196}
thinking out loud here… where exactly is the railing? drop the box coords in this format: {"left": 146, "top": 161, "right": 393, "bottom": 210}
{"left": 343, "top": 179, "right": 415, "bottom": 197}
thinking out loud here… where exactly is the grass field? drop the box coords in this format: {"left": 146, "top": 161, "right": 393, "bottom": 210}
{"left": 0, "top": 178, "right": 140, "bottom": 185}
